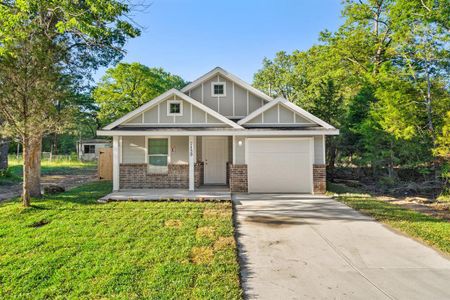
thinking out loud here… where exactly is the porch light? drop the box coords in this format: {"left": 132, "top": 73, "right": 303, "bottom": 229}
{"left": 238, "top": 140, "right": 243, "bottom": 146}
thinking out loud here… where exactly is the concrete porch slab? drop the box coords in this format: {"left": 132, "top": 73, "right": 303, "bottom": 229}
{"left": 98, "top": 188, "right": 231, "bottom": 203}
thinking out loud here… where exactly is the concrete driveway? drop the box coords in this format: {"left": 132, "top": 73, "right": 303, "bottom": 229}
{"left": 233, "top": 194, "right": 450, "bottom": 299}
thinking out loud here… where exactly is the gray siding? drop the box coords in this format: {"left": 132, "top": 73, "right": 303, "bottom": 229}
{"left": 122, "top": 136, "right": 145, "bottom": 163}
{"left": 314, "top": 136, "right": 326, "bottom": 164}
{"left": 171, "top": 136, "right": 189, "bottom": 164}
{"left": 184, "top": 73, "right": 267, "bottom": 118}
{"left": 245, "top": 104, "right": 315, "bottom": 126}
{"left": 234, "top": 136, "right": 246, "bottom": 164}
{"left": 122, "top": 95, "right": 228, "bottom": 126}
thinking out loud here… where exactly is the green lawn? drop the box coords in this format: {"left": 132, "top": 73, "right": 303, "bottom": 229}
{"left": 328, "top": 182, "right": 450, "bottom": 255}
{"left": 0, "top": 157, "right": 96, "bottom": 185}
{"left": 0, "top": 181, "right": 242, "bottom": 299}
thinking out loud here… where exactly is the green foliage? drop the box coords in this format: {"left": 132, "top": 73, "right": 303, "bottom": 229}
{"left": 94, "top": 63, "right": 187, "bottom": 125}
{"left": 0, "top": 181, "right": 241, "bottom": 299}
{"left": 254, "top": 0, "right": 450, "bottom": 179}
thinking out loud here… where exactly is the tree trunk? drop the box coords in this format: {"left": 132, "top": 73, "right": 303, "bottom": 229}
{"left": 22, "top": 135, "right": 42, "bottom": 207}
{"left": 327, "top": 139, "right": 337, "bottom": 182}
{"left": 0, "top": 137, "right": 8, "bottom": 171}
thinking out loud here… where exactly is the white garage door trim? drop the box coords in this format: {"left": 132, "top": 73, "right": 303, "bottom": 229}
{"left": 245, "top": 137, "right": 314, "bottom": 194}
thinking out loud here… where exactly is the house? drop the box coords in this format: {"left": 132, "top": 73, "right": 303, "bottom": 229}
{"left": 97, "top": 67, "right": 339, "bottom": 193}
{"left": 77, "top": 139, "right": 111, "bottom": 161}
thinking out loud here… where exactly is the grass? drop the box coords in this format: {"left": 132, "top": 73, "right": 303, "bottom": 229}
{"left": 0, "top": 181, "right": 242, "bottom": 299}
{"left": 0, "top": 156, "right": 96, "bottom": 185}
{"left": 328, "top": 182, "right": 450, "bottom": 255}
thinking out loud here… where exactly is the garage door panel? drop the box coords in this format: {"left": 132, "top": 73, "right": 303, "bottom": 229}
{"left": 247, "top": 139, "right": 312, "bottom": 193}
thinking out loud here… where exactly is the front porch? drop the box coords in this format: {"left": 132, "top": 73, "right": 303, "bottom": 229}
{"left": 113, "top": 134, "right": 247, "bottom": 192}
{"left": 98, "top": 186, "right": 231, "bottom": 202}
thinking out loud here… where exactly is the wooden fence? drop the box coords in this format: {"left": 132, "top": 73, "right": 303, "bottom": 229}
{"left": 98, "top": 148, "right": 113, "bottom": 180}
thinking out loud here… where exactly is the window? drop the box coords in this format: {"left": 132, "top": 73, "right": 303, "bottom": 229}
{"left": 167, "top": 100, "right": 183, "bottom": 116}
{"left": 148, "top": 138, "right": 169, "bottom": 173}
{"left": 83, "top": 145, "right": 95, "bottom": 154}
{"left": 212, "top": 82, "right": 226, "bottom": 96}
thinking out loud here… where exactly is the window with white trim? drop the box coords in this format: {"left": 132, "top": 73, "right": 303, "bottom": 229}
{"left": 148, "top": 138, "right": 169, "bottom": 173}
{"left": 167, "top": 100, "right": 183, "bottom": 116}
{"left": 212, "top": 82, "right": 226, "bottom": 96}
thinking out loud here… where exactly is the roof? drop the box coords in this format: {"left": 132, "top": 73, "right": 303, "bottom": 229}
{"left": 181, "top": 67, "right": 273, "bottom": 102}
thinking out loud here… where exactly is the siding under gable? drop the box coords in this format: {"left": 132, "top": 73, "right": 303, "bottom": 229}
{"left": 183, "top": 72, "right": 268, "bottom": 119}
{"left": 243, "top": 103, "right": 315, "bottom": 126}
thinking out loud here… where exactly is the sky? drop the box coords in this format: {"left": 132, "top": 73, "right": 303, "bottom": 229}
{"left": 94, "top": 0, "right": 344, "bottom": 83}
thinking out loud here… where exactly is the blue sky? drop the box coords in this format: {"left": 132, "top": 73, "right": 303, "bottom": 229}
{"left": 95, "top": 0, "right": 343, "bottom": 83}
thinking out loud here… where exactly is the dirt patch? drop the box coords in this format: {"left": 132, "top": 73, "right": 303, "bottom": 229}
{"left": 0, "top": 173, "right": 97, "bottom": 202}
{"left": 203, "top": 207, "right": 232, "bottom": 219}
{"left": 190, "top": 246, "right": 213, "bottom": 264}
{"left": 164, "top": 219, "right": 182, "bottom": 228}
{"left": 29, "top": 219, "right": 50, "bottom": 228}
{"left": 196, "top": 226, "right": 215, "bottom": 239}
{"left": 214, "top": 236, "right": 235, "bottom": 251}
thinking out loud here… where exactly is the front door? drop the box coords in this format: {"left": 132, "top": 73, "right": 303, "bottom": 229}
{"left": 203, "top": 137, "right": 228, "bottom": 184}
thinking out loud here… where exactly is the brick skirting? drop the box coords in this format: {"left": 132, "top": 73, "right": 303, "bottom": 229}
{"left": 120, "top": 163, "right": 204, "bottom": 189}
{"left": 313, "top": 164, "right": 326, "bottom": 194}
{"left": 229, "top": 164, "right": 248, "bottom": 192}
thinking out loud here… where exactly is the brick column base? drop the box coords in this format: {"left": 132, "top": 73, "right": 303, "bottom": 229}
{"left": 313, "top": 164, "right": 326, "bottom": 194}
{"left": 229, "top": 164, "right": 248, "bottom": 192}
{"left": 194, "top": 162, "right": 204, "bottom": 188}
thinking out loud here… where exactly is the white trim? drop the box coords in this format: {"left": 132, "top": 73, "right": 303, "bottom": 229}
{"left": 167, "top": 100, "right": 183, "bottom": 117}
{"left": 246, "top": 91, "right": 249, "bottom": 115}
{"left": 201, "top": 83, "right": 204, "bottom": 103}
{"left": 310, "top": 137, "right": 315, "bottom": 195}
{"left": 238, "top": 97, "right": 335, "bottom": 129}
{"left": 147, "top": 136, "right": 171, "bottom": 174}
{"left": 157, "top": 104, "right": 160, "bottom": 123}
{"left": 232, "top": 136, "right": 236, "bottom": 165}
{"left": 322, "top": 135, "right": 326, "bottom": 164}
{"left": 189, "top": 135, "right": 195, "bottom": 191}
{"left": 102, "top": 89, "right": 243, "bottom": 130}
{"left": 98, "top": 129, "right": 339, "bottom": 137}
{"left": 119, "top": 136, "right": 123, "bottom": 164}
{"left": 122, "top": 123, "right": 226, "bottom": 126}
{"left": 181, "top": 67, "right": 273, "bottom": 102}
{"left": 277, "top": 104, "right": 280, "bottom": 123}
{"left": 232, "top": 82, "right": 235, "bottom": 116}
{"left": 112, "top": 136, "right": 120, "bottom": 191}
{"left": 211, "top": 81, "right": 226, "bottom": 97}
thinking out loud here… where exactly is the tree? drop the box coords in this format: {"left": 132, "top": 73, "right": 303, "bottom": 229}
{"left": 94, "top": 63, "right": 186, "bottom": 125}
{"left": 0, "top": 0, "right": 140, "bottom": 207}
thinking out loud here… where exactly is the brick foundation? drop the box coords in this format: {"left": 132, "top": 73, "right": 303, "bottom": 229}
{"left": 120, "top": 163, "right": 204, "bottom": 189}
{"left": 313, "top": 164, "right": 326, "bottom": 194}
{"left": 194, "top": 162, "right": 204, "bottom": 188}
{"left": 229, "top": 164, "right": 248, "bottom": 192}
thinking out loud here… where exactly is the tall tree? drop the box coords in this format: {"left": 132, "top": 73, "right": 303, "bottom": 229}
{"left": 94, "top": 63, "right": 186, "bottom": 125}
{"left": 0, "top": 0, "right": 140, "bottom": 206}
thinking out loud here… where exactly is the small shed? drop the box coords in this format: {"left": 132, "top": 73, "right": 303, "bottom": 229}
{"left": 77, "top": 139, "right": 111, "bottom": 161}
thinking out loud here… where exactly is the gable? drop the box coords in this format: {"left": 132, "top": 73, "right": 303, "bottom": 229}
{"left": 182, "top": 68, "right": 272, "bottom": 118}
{"left": 238, "top": 98, "right": 335, "bottom": 129}
{"left": 103, "top": 89, "right": 242, "bottom": 130}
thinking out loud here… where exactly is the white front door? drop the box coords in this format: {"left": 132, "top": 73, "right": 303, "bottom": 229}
{"left": 203, "top": 137, "right": 228, "bottom": 184}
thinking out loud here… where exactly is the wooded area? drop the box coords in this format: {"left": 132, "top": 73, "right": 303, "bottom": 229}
{"left": 253, "top": 0, "right": 449, "bottom": 196}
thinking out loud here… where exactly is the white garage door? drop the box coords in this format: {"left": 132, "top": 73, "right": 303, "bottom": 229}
{"left": 247, "top": 138, "right": 313, "bottom": 193}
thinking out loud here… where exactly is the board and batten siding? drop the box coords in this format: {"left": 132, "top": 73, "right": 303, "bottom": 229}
{"left": 123, "top": 95, "right": 227, "bottom": 126}
{"left": 246, "top": 104, "right": 314, "bottom": 126}
{"left": 186, "top": 74, "right": 266, "bottom": 118}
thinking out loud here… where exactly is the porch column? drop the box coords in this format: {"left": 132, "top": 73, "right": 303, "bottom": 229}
{"left": 113, "top": 136, "right": 120, "bottom": 191}
{"left": 188, "top": 136, "right": 196, "bottom": 191}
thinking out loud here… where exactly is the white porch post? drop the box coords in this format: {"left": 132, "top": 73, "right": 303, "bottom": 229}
{"left": 113, "top": 136, "right": 120, "bottom": 191}
{"left": 188, "top": 136, "right": 196, "bottom": 191}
